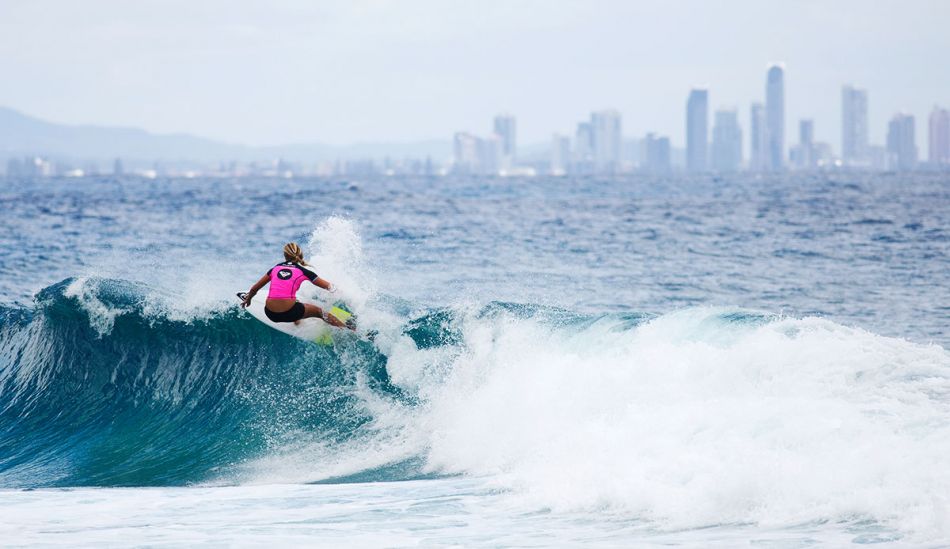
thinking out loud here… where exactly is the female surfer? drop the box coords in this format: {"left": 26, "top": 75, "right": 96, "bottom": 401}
{"left": 240, "top": 243, "right": 352, "bottom": 329}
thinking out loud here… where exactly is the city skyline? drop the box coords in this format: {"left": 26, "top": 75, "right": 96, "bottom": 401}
{"left": 452, "top": 62, "right": 948, "bottom": 175}
{"left": 1, "top": 1, "right": 948, "bottom": 150}
{"left": 2, "top": 69, "right": 944, "bottom": 163}
{"left": 6, "top": 81, "right": 950, "bottom": 178}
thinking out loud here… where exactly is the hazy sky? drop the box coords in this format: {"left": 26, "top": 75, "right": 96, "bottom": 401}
{"left": 1, "top": 0, "right": 948, "bottom": 151}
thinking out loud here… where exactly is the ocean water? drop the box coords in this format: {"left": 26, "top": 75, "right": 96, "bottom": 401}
{"left": 0, "top": 173, "right": 948, "bottom": 547}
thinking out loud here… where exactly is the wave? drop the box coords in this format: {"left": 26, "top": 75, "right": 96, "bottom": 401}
{"left": 0, "top": 278, "right": 396, "bottom": 487}
{"left": 2, "top": 275, "right": 950, "bottom": 538}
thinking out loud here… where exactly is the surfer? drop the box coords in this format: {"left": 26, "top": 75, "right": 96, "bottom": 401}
{"left": 240, "top": 243, "right": 352, "bottom": 329}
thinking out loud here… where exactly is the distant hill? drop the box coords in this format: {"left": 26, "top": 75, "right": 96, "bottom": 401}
{"left": 0, "top": 107, "right": 452, "bottom": 163}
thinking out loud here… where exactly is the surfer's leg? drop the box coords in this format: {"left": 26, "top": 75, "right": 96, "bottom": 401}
{"left": 301, "top": 304, "right": 352, "bottom": 329}
{"left": 300, "top": 303, "right": 324, "bottom": 321}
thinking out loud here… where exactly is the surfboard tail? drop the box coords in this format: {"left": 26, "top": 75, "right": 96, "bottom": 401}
{"left": 330, "top": 302, "right": 357, "bottom": 329}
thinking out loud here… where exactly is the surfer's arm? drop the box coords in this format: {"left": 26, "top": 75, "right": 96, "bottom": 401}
{"left": 299, "top": 266, "right": 335, "bottom": 293}
{"left": 242, "top": 274, "right": 270, "bottom": 307}
{"left": 313, "top": 277, "right": 335, "bottom": 293}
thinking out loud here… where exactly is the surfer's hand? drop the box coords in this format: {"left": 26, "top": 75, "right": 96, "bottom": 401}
{"left": 241, "top": 292, "right": 253, "bottom": 308}
{"left": 327, "top": 284, "right": 337, "bottom": 294}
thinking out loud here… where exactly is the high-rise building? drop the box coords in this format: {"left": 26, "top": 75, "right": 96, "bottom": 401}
{"left": 493, "top": 114, "right": 517, "bottom": 171}
{"left": 453, "top": 132, "right": 500, "bottom": 175}
{"left": 453, "top": 132, "right": 480, "bottom": 174}
{"left": 765, "top": 64, "right": 785, "bottom": 170}
{"left": 574, "top": 122, "right": 594, "bottom": 174}
{"left": 929, "top": 106, "right": 950, "bottom": 166}
{"left": 792, "top": 119, "right": 816, "bottom": 169}
{"left": 750, "top": 102, "right": 767, "bottom": 171}
{"left": 481, "top": 134, "right": 502, "bottom": 175}
{"left": 886, "top": 113, "right": 917, "bottom": 171}
{"left": 644, "top": 133, "right": 671, "bottom": 174}
{"left": 800, "top": 119, "right": 814, "bottom": 147}
{"left": 842, "top": 85, "right": 869, "bottom": 166}
{"left": 686, "top": 89, "right": 709, "bottom": 172}
{"left": 710, "top": 109, "right": 742, "bottom": 172}
{"left": 550, "top": 134, "right": 572, "bottom": 175}
{"left": 591, "top": 110, "right": 622, "bottom": 173}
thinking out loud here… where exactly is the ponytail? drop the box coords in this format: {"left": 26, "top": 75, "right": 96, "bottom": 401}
{"left": 282, "top": 242, "right": 308, "bottom": 266}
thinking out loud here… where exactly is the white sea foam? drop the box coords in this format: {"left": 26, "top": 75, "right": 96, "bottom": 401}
{"left": 11, "top": 480, "right": 846, "bottom": 548}
{"left": 396, "top": 308, "right": 950, "bottom": 539}
{"left": 306, "top": 216, "right": 375, "bottom": 310}
{"left": 63, "top": 277, "right": 130, "bottom": 336}
{"left": 247, "top": 301, "right": 950, "bottom": 541}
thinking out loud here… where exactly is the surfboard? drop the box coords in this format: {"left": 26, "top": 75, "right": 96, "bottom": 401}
{"left": 236, "top": 292, "right": 355, "bottom": 346}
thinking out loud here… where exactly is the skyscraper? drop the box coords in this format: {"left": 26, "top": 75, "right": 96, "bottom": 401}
{"left": 750, "top": 102, "right": 767, "bottom": 171}
{"left": 493, "top": 114, "right": 517, "bottom": 171}
{"left": 644, "top": 133, "right": 671, "bottom": 174}
{"left": 453, "top": 132, "right": 501, "bottom": 175}
{"left": 710, "top": 109, "right": 742, "bottom": 172}
{"left": 929, "top": 106, "right": 950, "bottom": 166}
{"left": 591, "top": 110, "right": 622, "bottom": 173}
{"left": 793, "top": 119, "right": 816, "bottom": 169}
{"left": 453, "top": 132, "right": 481, "bottom": 174}
{"left": 886, "top": 113, "right": 917, "bottom": 171}
{"left": 550, "top": 134, "right": 572, "bottom": 175}
{"left": 574, "top": 122, "right": 594, "bottom": 173}
{"left": 842, "top": 85, "right": 869, "bottom": 166}
{"left": 481, "top": 134, "right": 502, "bottom": 175}
{"left": 765, "top": 64, "right": 785, "bottom": 171}
{"left": 686, "top": 89, "right": 709, "bottom": 172}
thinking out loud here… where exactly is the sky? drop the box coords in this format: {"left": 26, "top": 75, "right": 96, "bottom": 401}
{"left": 1, "top": 0, "right": 948, "bottom": 152}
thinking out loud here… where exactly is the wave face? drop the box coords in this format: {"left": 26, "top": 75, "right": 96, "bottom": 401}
{"left": 2, "top": 276, "right": 950, "bottom": 536}
{"left": 0, "top": 278, "right": 394, "bottom": 487}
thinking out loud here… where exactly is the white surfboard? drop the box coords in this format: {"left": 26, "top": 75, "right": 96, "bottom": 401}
{"left": 236, "top": 292, "right": 355, "bottom": 345}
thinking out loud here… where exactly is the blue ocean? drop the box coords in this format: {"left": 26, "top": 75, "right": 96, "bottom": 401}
{"left": 1, "top": 173, "right": 948, "bottom": 546}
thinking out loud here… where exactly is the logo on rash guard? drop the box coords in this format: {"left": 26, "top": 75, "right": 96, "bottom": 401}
{"left": 277, "top": 269, "right": 293, "bottom": 280}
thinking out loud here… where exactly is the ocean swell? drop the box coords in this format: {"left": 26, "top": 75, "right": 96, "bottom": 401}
{"left": 2, "top": 276, "right": 949, "bottom": 537}
{"left": 0, "top": 278, "right": 393, "bottom": 487}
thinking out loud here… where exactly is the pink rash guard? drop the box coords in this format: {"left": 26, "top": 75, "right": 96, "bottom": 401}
{"left": 266, "top": 262, "right": 318, "bottom": 299}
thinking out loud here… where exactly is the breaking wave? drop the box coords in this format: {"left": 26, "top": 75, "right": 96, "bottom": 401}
{"left": 2, "top": 275, "right": 949, "bottom": 537}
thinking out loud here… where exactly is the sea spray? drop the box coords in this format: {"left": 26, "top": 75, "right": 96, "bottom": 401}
{"left": 407, "top": 308, "right": 950, "bottom": 535}
{"left": 228, "top": 298, "right": 950, "bottom": 536}
{"left": 306, "top": 216, "right": 376, "bottom": 311}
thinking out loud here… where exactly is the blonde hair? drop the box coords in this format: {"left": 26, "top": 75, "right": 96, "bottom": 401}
{"left": 283, "top": 242, "right": 308, "bottom": 265}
